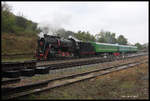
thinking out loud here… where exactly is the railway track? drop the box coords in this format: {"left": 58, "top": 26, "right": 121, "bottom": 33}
{"left": 2, "top": 78, "right": 21, "bottom": 85}
{"left": 36, "top": 52, "right": 147, "bottom": 67}
{"left": 2, "top": 56, "right": 148, "bottom": 100}
{"left": 2, "top": 60, "right": 36, "bottom": 71}
{"left": 2, "top": 52, "right": 147, "bottom": 71}
{"left": 2, "top": 55, "right": 100, "bottom": 71}
{"left": 2, "top": 54, "right": 147, "bottom": 86}
{"left": 2, "top": 53, "right": 148, "bottom": 79}
{"left": 36, "top": 52, "right": 147, "bottom": 66}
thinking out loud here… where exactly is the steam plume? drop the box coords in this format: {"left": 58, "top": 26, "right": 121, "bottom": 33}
{"left": 37, "top": 12, "right": 71, "bottom": 38}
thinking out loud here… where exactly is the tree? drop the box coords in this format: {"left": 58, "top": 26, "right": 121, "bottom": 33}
{"left": 95, "top": 30, "right": 117, "bottom": 44}
{"left": 2, "top": 11, "right": 16, "bottom": 33}
{"left": 135, "top": 43, "right": 143, "bottom": 50}
{"left": 117, "top": 35, "right": 128, "bottom": 45}
{"left": 15, "top": 16, "right": 27, "bottom": 29}
{"left": 74, "top": 31, "right": 96, "bottom": 42}
{"left": 55, "top": 28, "right": 67, "bottom": 38}
{"left": 95, "top": 30, "right": 105, "bottom": 43}
{"left": 2, "top": 2, "right": 12, "bottom": 12}
{"left": 111, "top": 33, "right": 117, "bottom": 44}
{"left": 142, "top": 43, "right": 148, "bottom": 50}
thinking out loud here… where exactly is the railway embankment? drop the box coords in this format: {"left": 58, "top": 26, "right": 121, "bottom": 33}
{"left": 2, "top": 33, "right": 37, "bottom": 62}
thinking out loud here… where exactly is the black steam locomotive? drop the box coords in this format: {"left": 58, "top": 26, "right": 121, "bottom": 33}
{"left": 36, "top": 34, "right": 76, "bottom": 60}
{"left": 36, "top": 34, "right": 96, "bottom": 60}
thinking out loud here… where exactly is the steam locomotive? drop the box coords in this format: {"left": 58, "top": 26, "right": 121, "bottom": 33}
{"left": 36, "top": 34, "right": 138, "bottom": 60}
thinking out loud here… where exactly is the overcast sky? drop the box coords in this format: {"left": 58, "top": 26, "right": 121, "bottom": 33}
{"left": 5, "top": 1, "right": 149, "bottom": 44}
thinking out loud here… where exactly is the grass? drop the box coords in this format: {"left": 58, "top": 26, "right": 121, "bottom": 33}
{"left": 20, "top": 60, "right": 148, "bottom": 100}
{"left": 2, "top": 33, "right": 38, "bottom": 62}
{"left": 2, "top": 57, "right": 35, "bottom": 62}
{"left": 2, "top": 56, "right": 35, "bottom": 62}
{"left": 2, "top": 33, "right": 38, "bottom": 55}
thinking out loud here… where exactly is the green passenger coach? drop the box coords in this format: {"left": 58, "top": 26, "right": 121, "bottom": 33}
{"left": 129, "top": 46, "right": 138, "bottom": 52}
{"left": 90, "top": 42, "right": 138, "bottom": 55}
{"left": 118, "top": 45, "right": 130, "bottom": 52}
{"left": 118, "top": 45, "right": 138, "bottom": 53}
{"left": 90, "top": 42, "right": 118, "bottom": 53}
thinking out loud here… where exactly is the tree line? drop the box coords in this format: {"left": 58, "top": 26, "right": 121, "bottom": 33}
{"left": 52, "top": 28, "right": 128, "bottom": 45}
{"left": 50, "top": 28, "right": 147, "bottom": 50}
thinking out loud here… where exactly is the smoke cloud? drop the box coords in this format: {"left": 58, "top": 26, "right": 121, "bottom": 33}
{"left": 37, "top": 11, "right": 71, "bottom": 38}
